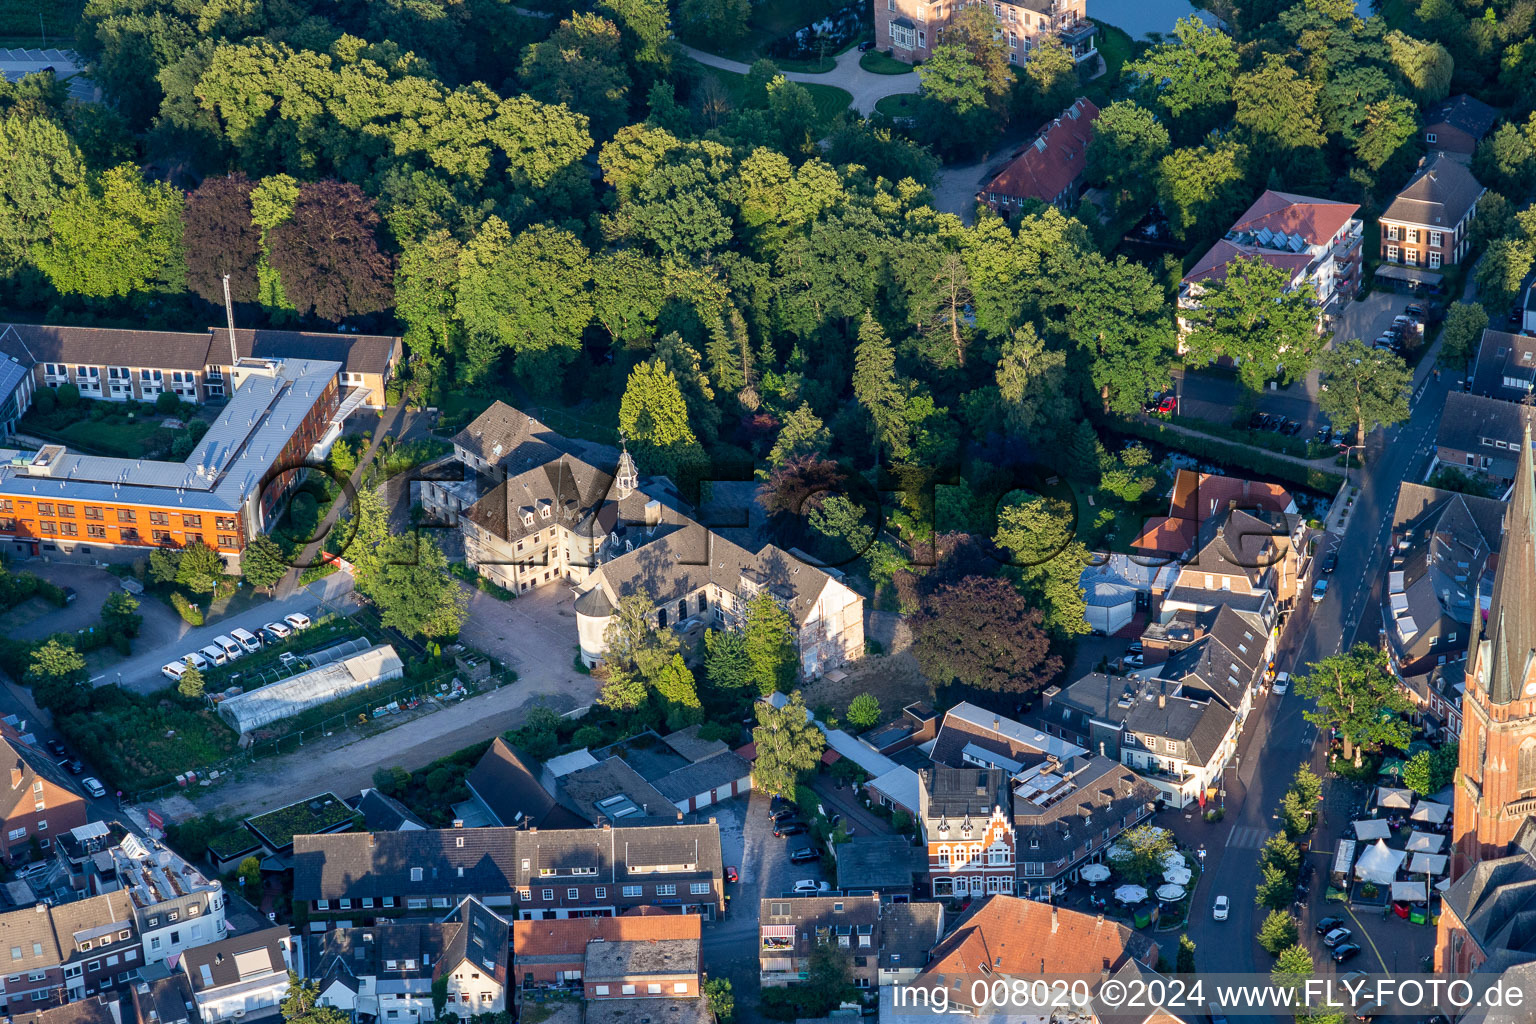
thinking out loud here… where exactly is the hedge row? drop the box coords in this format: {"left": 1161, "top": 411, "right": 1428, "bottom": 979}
{"left": 1108, "top": 417, "right": 1345, "bottom": 496}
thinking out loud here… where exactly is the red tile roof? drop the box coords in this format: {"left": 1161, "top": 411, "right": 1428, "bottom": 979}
{"left": 1229, "top": 190, "right": 1360, "bottom": 246}
{"left": 1132, "top": 471, "right": 1294, "bottom": 554}
{"left": 1181, "top": 239, "right": 1315, "bottom": 287}
{"left": 917, "top": 896, "right": 1156, "bottom": 980}
{"left": 980, "top": 98, "right": 1099, "bottom": 205}
{"left": 512, "top": 912, "right": 703, "bottom": 959}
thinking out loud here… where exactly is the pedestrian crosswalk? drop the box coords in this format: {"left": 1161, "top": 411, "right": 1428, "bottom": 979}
{"left": 1227, "top": 826, "right": 1273, "bottom": 850}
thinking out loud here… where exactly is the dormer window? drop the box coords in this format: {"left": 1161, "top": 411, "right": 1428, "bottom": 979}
{"left": 410, "top": 867, "right": 423, "bottom": 882}
{"left": 520, "top": 508, "right": 535, "bottom": 526}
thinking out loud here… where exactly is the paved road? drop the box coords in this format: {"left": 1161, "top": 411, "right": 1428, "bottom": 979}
{"left": 1180, "top": 314, "right": 1453, "bottom": 1016}
{"left": 677, "top": 42, "right": 918, "bottom": 116}
{"left": 101, "top": 571, "right": 360, "bottom": 693}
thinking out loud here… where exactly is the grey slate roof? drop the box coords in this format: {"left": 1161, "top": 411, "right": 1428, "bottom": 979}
{"left": 129, "top": 977, "right": 197, "bottom": 1024}
{"left": 1013, "top": 757, "right": 1158, "bottom": 874}
{"left": 651, "top": 752, "right": 751, "bottom": 804}
{"left": 921, "top": 766, "right": 1009, "bottom": 826}
{"left": 181, "top": 926, "right": 289, "bottom": 993}
{"left": 465, "top": 738, "right": 588, "bottom": 830}
{"left": 1156, "top": 605, "right": 1267, "bottom": 712}
{"left": 0, "top": 323, "right": 401, "bottom": 376}
{"left": 356, "top": 788, "right": 428, "bottom": 831}
{"left": 835, "top": 836, "right": 926, "bottom": 891}
{"left": 293, "top": 824, "right": 723, "bottom": 901}
{"left": 1381, "top": 156, "right": 1486, "bottom": 228}
{"left": 1483, "top": 420, "right": 1536, "bottom": 705}
{"left": 226, "top": 328, "right": 399, "bottom": 376}
{"left": 1436, "top": 391, "right": 1530, "bottom": 479}
{"left": 1124, "top": 692, "right": 1234, "bottom": 767}
{"left": 1427, "top": 94, "right": 1499, "bottom": 139}
{"left": 1470, "top": 329, "right": 1536, "bottom": 402}
{"left": 557, "top": 755, "right": 675, "bottom": 825}
{"left": 879, "top": 901, "right": 944, "bottom": 970}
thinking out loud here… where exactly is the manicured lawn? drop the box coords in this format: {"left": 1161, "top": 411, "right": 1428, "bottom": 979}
{"left": 23, "top": 412, "right": 170, "bottom": 458}
{"left": 0, "top": 0, "right": 80, "bottom": 36}
{"left": 1092, "top": 20, "right": 1137, "bottom": 87}
{"left": 859, "top": 49, "right": 914, "bottom": 74}
{"left": 875, "top": 93, "right": 921, "bottom": 117}
{"left": 772, "top": 54, "right": 838, "bottom": 73}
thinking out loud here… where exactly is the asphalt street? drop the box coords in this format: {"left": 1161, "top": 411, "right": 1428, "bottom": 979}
{"left": 1181, "top": 358, "right": 1453, "bottom": 1022}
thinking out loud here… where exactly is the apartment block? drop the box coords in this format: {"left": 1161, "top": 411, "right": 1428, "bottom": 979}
{"left": 874, "top": 0, "right": 1096, "bottom": 67}
{"left": 1379, "top": 156, "right": 1485, "bottom": 271}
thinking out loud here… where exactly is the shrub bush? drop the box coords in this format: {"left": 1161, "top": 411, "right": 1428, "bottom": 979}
{"left": 171, "top": 592, "right": 204, "bottom": 625}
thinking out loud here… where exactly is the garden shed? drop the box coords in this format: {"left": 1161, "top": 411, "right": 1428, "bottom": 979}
{"left": 218, "top": 644, "right": 404, "bottom": 735}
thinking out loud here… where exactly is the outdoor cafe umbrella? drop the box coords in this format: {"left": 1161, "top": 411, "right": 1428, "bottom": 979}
{"left": 1164, "top": 866, "right": 1193, "bottom": 886}
{"left": 1162, "top": 849, "right": 1188, "bottom": 871}
{"left": 1378, "top": 758, "right": 1406, "bottom": 779}
{"left": 1156, "top": 883, "right": 1187, "bottom": 902}
{"left": 1080, "top": 864, "right": 1112, "bottom": 883}
{"left": 1114, "top": 884, "right": 1148, "bottom": 904}
{"left": 1107, "top": 843, "right": 1133, "bottom": 861}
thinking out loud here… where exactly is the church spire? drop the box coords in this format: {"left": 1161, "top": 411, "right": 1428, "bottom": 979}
{"left": 1486, "top": 413, "right": 1536, "bottom": 705}
{"left": 615, "top": 436, "right": 638, "bottom": 501}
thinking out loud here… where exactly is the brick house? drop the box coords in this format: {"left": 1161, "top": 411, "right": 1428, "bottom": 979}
{"left": 917, "top": 767, "right": 1016, "bottom": 899}
{"left": 294, "top": 823, "right": 726, "bottom": 923}
{"left": 977, "top": 98, "right": 1099, "bottom": 213}
{"left": 1469, "top": 329, "right": 1536, "bottom": 402}
{"left": 874, "top": 0, "right": 1096, "bottom": 67}
{"left": 1433, "top": 391, "right": 1531, "bottom": 485}
{"left": 0, "top": 735, "right": 87, "bottom": 863}
{"left": 1424, "top": 94, "right": 1499, "bottom": 160}
{"left": 0, "top": 893, "right": 143, "bottom": 1012}
{"left": 759, "top": 895, "right": 882, "bottom": 989}
{"left": 1379, "top": 156, "right": 1486, "bottom": 271}
{"left": 510, "top": 912, "right": 702, "bottom": 989}
{"left": 583, "top": 937, "right": 700, "bottom": 1000}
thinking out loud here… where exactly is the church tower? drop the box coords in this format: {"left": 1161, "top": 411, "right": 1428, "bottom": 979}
{"left": 1453, "top": 417, "right": 1536, "bottom": 878}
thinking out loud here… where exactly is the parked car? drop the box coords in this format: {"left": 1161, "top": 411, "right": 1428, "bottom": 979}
{"left": 1332, "top": 943, "right": 1362, "bottom": 963}
{"left": 184, "top": 651, "right": 211, "bottom": 672}
{"left": 793, "top": 879, "right": 829, "bottom": 894}
{"left": 1324, "top": 927, "right": 1353, "bottom": 947}
{"left": 1323, "top": 552, "right": 1338, "bottom": 573}
{"left": 1126, "top": 641, "right": 1144, "bottom": 655}
{"left": 725, "top": 866, "right": 739, "bottom": 883}
{"left": 1312, "top": 579, "right": 1329, "bottom": 603}
{"left": 1213, "top": 895, "right": 1229, "bottom": 921}
{"left": 263, "top": 621, "right": 292, "bottom": 640}
{"left": 1156, "top": 394, "right": 1177, "bottom": 414}
{"left": 1273, "top": 671, "right": 1290, "bottom": 695}
{"left": 64, "top": 759, "right": 83, "bottom": 775}
{"left": 775, "top": 824, "right": 808, "bottom": 838}
{"left": 1354, "top": 1000, "right": 1382, "bottom": 1021}
{"left": 200, "top": 644, "right": 228, "bottom": 666}
{"left": 82, "top": 777, "right": 106, "bottom": 799}
{"left": 230, "top": 627, "right": 262, "bottom": 653}
{"left": 213, "top": 635, "right": 244, "bottom": 660}
{"left": 62, "top": 587, "right": 77, "bottom": 604}
{"left": 770, "top": 807, "right": 797, "bottom": 823}
{"left": 790, "top": 848, "right": 819, "bottom": 864}
{"left": 858, "top": 39, "right": 876, "bottom": 50}
{"left": 1123, "top": 653, "right": 1145, "bottom": 668}
{"left": 1315, "top": 916, "right": 1344, "bottom": 935}
{"left": 1405, "top": 304, "right": 1426, "bottom": 318}
{"left": 284, "top": 612, "right": 312, "bottom": 631}
{"left": 162, "top": 661, "right": 190, "bottom": 683}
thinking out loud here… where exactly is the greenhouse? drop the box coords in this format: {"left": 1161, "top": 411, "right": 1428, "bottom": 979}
{"left": 217, "top": 643, "right": 404, "bottom": 735}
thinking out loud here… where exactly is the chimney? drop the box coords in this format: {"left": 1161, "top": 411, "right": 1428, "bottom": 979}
{"left": 1051, "top": 904, "right": 1059, "bottom": 934}
{"left": 1098, "top": 742, "right": 1105, "bottom": 757}
{"left": 222, "top": 274, "right": 239, "bottom": 370}
{"left": 1158, "top": 693, "right": 1166, "bottom": 709}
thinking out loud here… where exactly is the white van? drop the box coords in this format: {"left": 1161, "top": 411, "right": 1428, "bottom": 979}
{"left": 161, "top": 661, "right": 188, "bottom": 683}
{"left": 283, "top": 612, "right": 312, "bottom": 631}
{"left": 213, "top": 635, "right": 243, "bottom": 660}
{"left": 230, "top": 627, "right": 262, "bottom": 654}
{"left": 185, "top": 651, "right": 211, "bottom": 672}
{"left": 199, "top": 644, "right": 228, "bottom": 667}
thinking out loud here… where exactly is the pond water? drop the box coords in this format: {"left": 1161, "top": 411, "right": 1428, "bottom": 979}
{"left": 1093, "top": 0, "right": 1369, "bottom": 39}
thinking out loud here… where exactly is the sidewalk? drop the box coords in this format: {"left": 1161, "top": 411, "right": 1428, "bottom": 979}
{"left": 677, "top": 42, "right": 919, "bottom": 116}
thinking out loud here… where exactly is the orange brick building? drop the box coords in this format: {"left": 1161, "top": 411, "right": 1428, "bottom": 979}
{"left": 1452, "top": 418, "right": 1536, "bottom": 879}
{"left": 0, "top": 359, "right": 341, "bottom": 565}
{"left": 0, "top": 730, "right": 88, "bottom": 863}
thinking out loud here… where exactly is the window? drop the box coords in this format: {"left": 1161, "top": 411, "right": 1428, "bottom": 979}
{"left": 595, "top": 985, "right": 611, "bottom": 996}
{"left": 594, "top": 887, "right": 606, "bottom": 898}
{"left": 1427, "top": 132, "right": 1437, "bottom": 143}
{"left": 35, "top": 820, "right": 45, "bottom": 831}
{"left": 410, "top": 867, "right": 423, "bottom": 881}
{"left": 408, "top": 898, "right": 428, "bottom": 909}
{"left": 182, "top": 514, "right": 202, "bottom": 528}
{"left": 1519, "top": 741, "right": 1536, "bottom": 792}
{"left": 59, "top": 523, "right": 76, "bottom": 536}
{"left": 1387, "top": 245, "right": 1399, "bottom": 263}
{"left": 218, "top": 535, "right": 238, "bottom": 548}
{"left": 918, "top": 28, "right": 925, "bottom": 45}
{"left": 39, "top": 521, "right": 57, "bottom": 535}
{"left": 1406, "top": 249, "right": 1419, "bottom": 266}
{"left": 541, "top": 889, "right": 554, "bottom": 900}
{"left": 1430, "top": 231, "right": 1443, "bottom": 248}
{"left": 648, "top": 984, "right": 662, "bottom": 994}
{"left": 891, "top": 21, "right": 915, "bottom": 47}
{"left": 1429, "top": 251, "right": 1442, "bottom": 269}
{"left": 149, "top": 512, "right": 168, "bottom": 525}
{"left": 622, "top": 985, "right": 637, "bottom": 995}
{"left": 84, "top": 506, "right": 103, "bottom": 520}
{"left": 7, "top": 828, "right": 25, "bottom": 841}
{"left": 36, "top": 502, "right": 52, "bottom": 516}
{"left": 1406, "top": 228, "right": 1419, "bottom": 243}
{"left": 567, "top": 888, "right": 579, "bottom": 898}
{"left": 57, "top": 504, "right": 73, "bottom": 517}
{"left": 674, "top": 983, "right": 689, "bottom": 994}
{"left": 655, "top": 884, "right": 676, "bottom": 896}
{"left": 216, "top": 517, "right": 237, "bottom": 530}
{"left": 622, "top": 885, "right": 642, "bottom": 897}
{"left": 690, "top": 882, "right": 711, "bottom": 894}
{"left": 117, "top": 509, "right": 136, "bottom": 522}
{"left": 87, "top": 525, "right": 106, "bottom": 538}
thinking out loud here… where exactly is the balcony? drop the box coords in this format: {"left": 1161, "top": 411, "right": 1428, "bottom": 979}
{"left": 1058, "top": 18, "right": 1097, "bottom": 60}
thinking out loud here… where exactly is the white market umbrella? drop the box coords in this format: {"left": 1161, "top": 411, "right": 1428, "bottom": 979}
{"left": 1164, "top": 866, "right": 1193, "bottom": 886}
{"left": 1080, "top": 864, "right": 1111, "bottom": 883}
{"left": 1107, "top": 843, "right": 1133, "bottom": 861}
{"left": 1114, "top": 884, "right": 1148, "bottom": 904}
{"left": 1162, "top": 849, "right": 1188, "bottom": 871}
{"left": 1156, "top": 883, "right": 1187, "bottom": 902}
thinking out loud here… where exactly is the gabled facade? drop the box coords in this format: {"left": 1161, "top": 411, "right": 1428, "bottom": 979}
{"left": 1012, "top": 756, "right": 1156, "bottom": 896}
{"left": 178, "top": 927, "right": 292, "bottom": 1024}
{"left": 1379, "top": 156, "right": 1486, "bottom": 270}
{"left": 1434, "top": 391, "right": 1533, "bottom": 484}
{"left": 1454, "top": 422, "right": 1536, "bottom": 879}
{"left": 0, "top": 733, "right": 88, "bottom": 863}
{"left": 917, "top": 768, "right": 1015, "bottom": 899}
{"left": 1470, "top": 328, "right": 1536, "bottom": 403}
{"left": 1425, "top": 94, "right": 1499, "bottom": 159}
{"left": 759, "top": 895, "right": 882, "bottom": 989}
